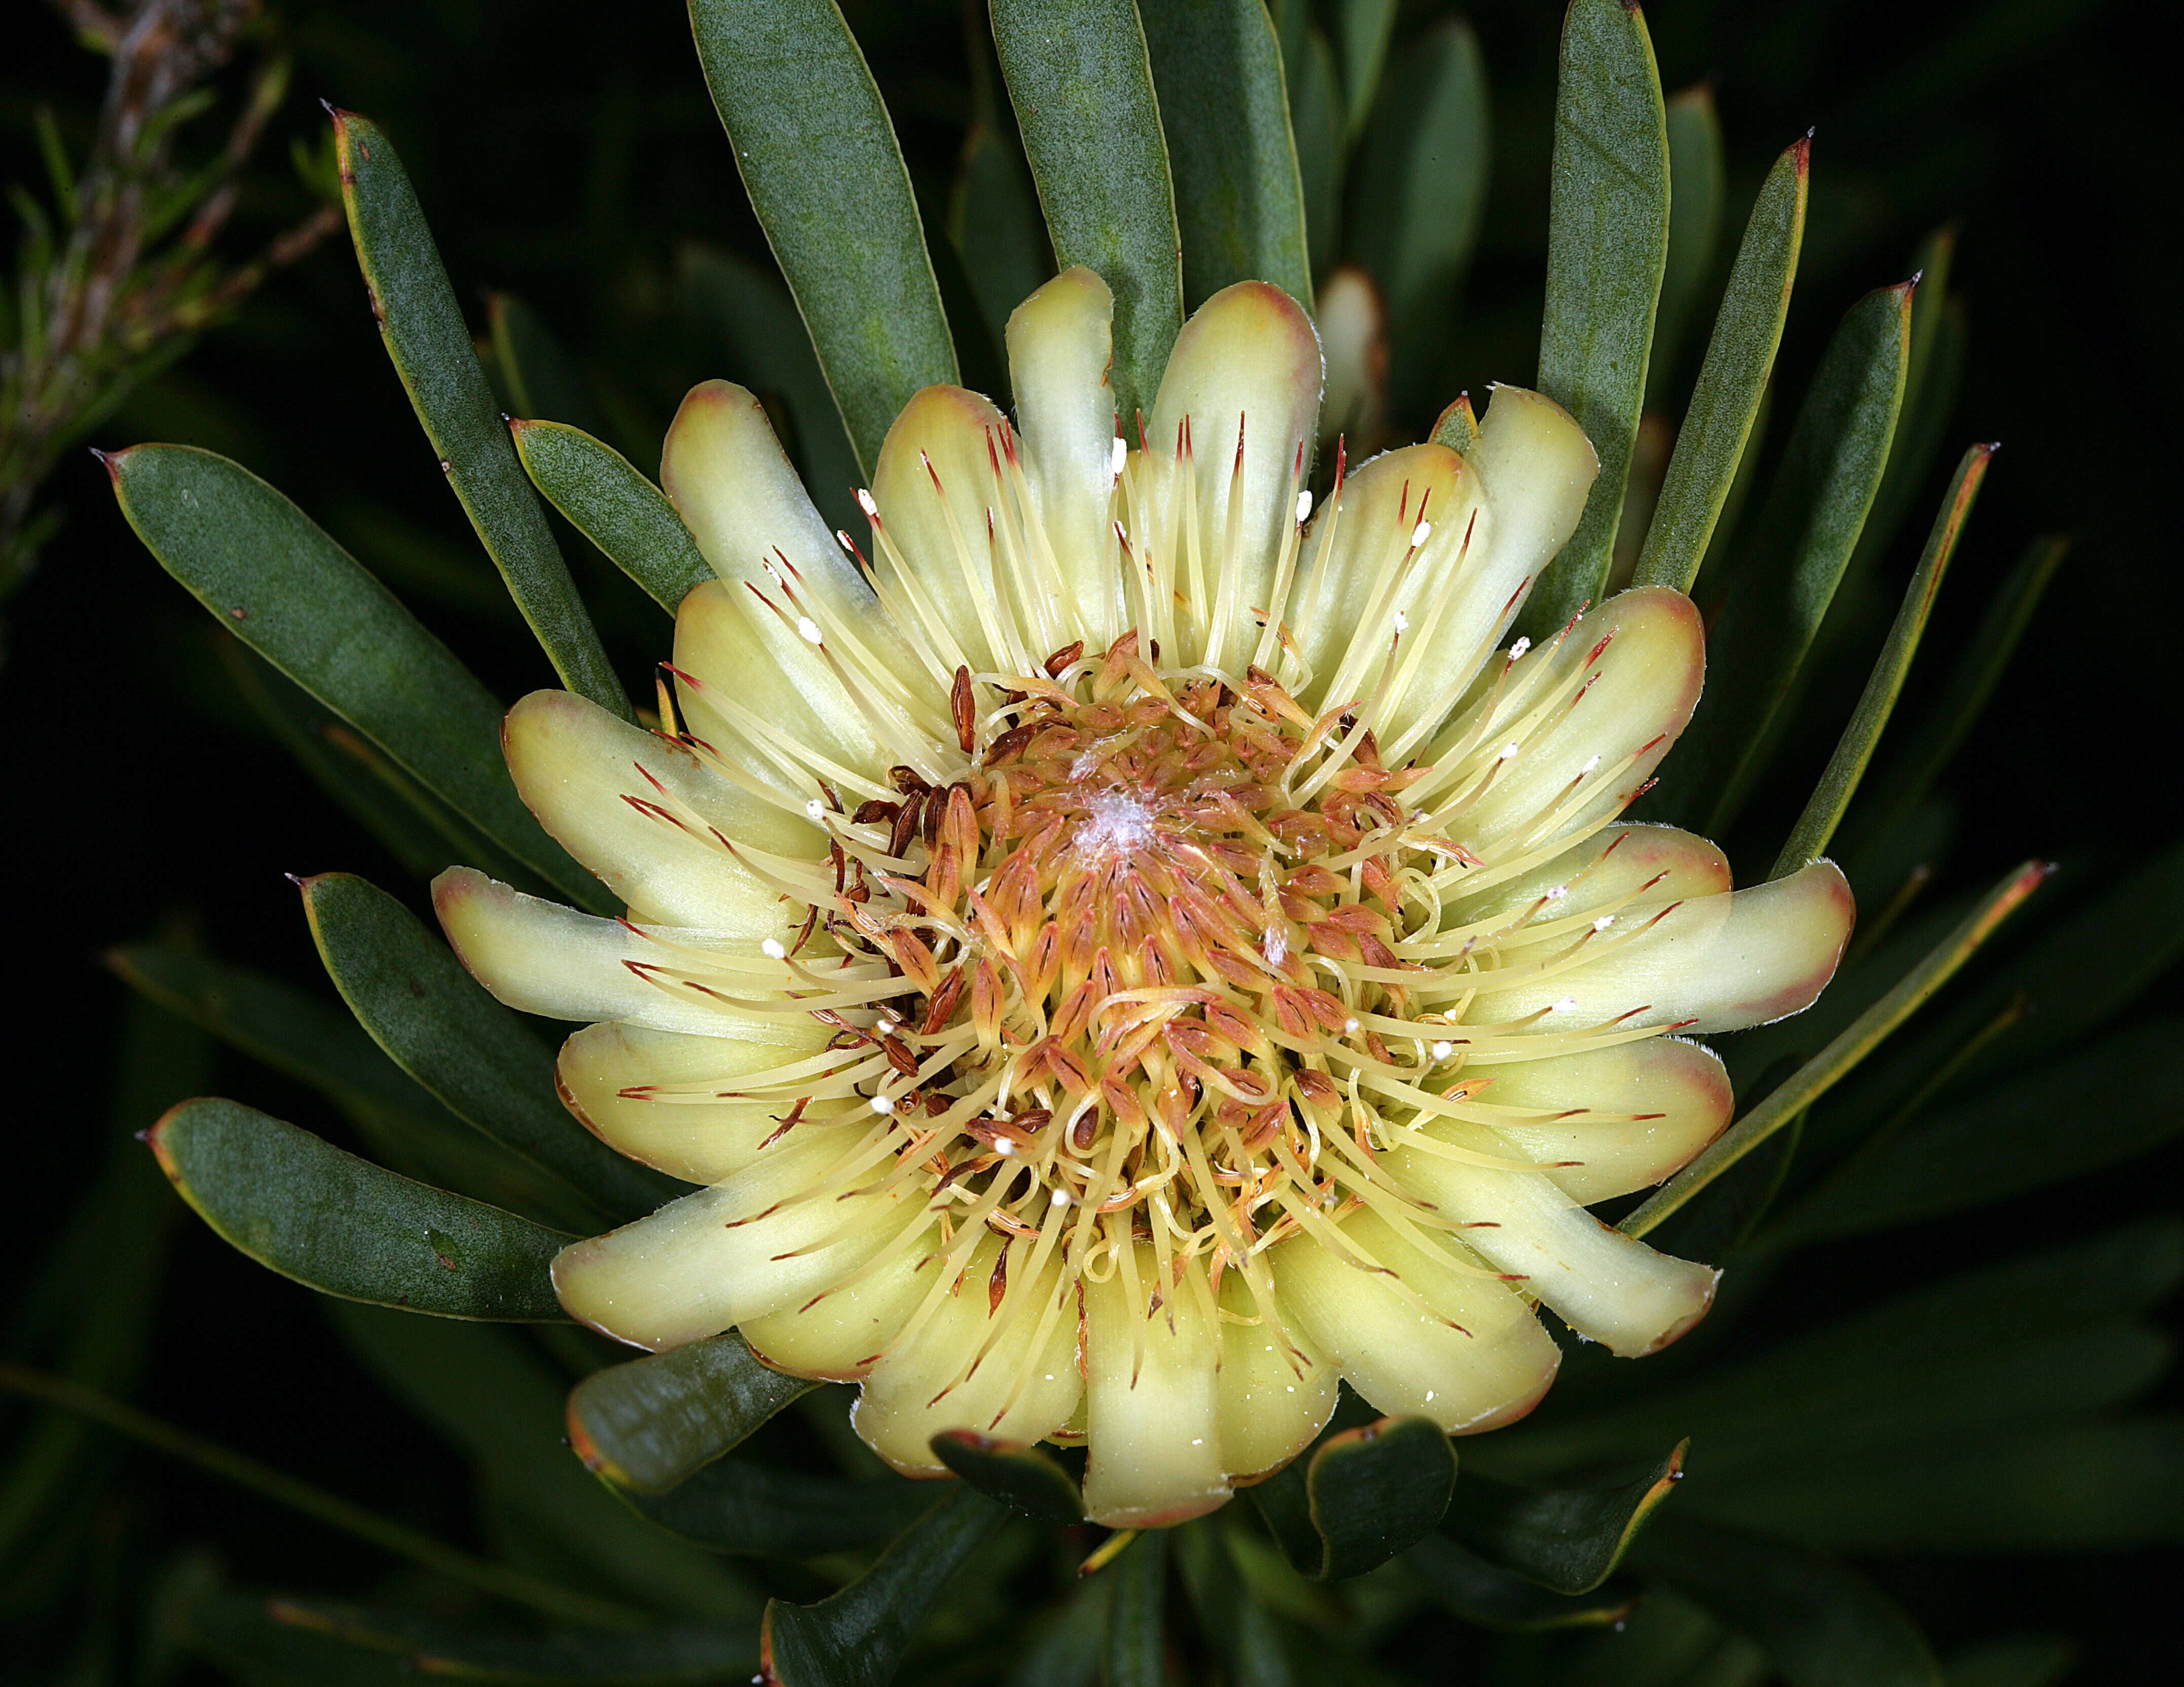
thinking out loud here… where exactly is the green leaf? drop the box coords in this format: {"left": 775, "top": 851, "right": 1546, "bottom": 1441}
{"left": 1175, "top": 1521, "right": 1299, "bottom": 1685}
{"left": 687, "top": 0, "right": 958, "bottom": 481}
{"left": 622, "top": 1452, "right": 931, "bottom": 1558}
{"left": 331, "top": 111, "right": 627, "bottom": 720}
{"left": 105, "top": 444, "right": 605, "bottom": 912}
{"left": 1443, "top": 1442, "right": 1686, "bottom": 1596}
{"left": 947, "top": 123, "right": 1053, "bottom": 354}
{"left": 1403, "top": 1535, "right": 1636, "bottom": 1633}
{"left": 1631, "top": 1515, "right": 1941, "bottom": 1687}
{"left": 224, "top": 1596, "right": 757, "bottom": 1683}
{"left": 1649, "top": 281, "right": 1913, "bottom": 834}
{"left": 1838, "top": 535, "right": 2066, "bottom": 865}
{"left": 1686, "top": 1419, "right": 2184, "bottom": 1554}
{"left": 1142, "top": 0, "right": 1312, "bottom": 311}
{"left": 1102, "top": 1526, "right": 1168, "bottom": 1687}
{"left": 1008, "top": 1578, "right": 1109, "bottom": 1687}
{"left": 568, "top": 1333, "right": 816, "bottom": 1494}
{"left": 1349, "top": 19, "right": 1489, "bottom": 415}
{"left": 331, "top": 1303, "right": 762, "bottom": 1623}
{"left": 992, "top": 0, "right": 1183, "bottom": 426}
{"left": 674, "top": 244, "right": 865, "bottom": 532}
{"left": 760, "top": 1487, "right": 1007, "bottom": 1687}
{"left": 1765, "top": 1017, "right": 2184, "bottom": 1247}
{"left": 1251, "top": 1415, "right": 1457, "bottom": 1581}
{"left": 1621, "top": 858, "right": 2047, "bottom": 1239}
{"left": 300, "top": 872, "right": 681, "bottom": 1225}
{"left": 1290, "top": 29, "right": 1343, "bottom": 277}
{"left": 1633, "top": 136, "right": 1807, "bottom": 594}
{"left": 1771, "top": 442, "right": 1992, "bottom": 877}
{"left": 1649, "top": 85, "right": 1727, "bottom": 408}
{"left": 145, "top": 1098, "right": 569, "bottom": 1321}
{"left": 929, "top": 1432, "right": 1084, "bottom": 1523}
{"left": 1333, "top": 0, "right": 1398, "bottom": 142}
{"left": 511, "top": 421, "right": 712, "bottom": 617}
{"left": 1522, "top": 0, "right": 1671, "bottom": 639}
{"left": 1563, "top": 1587, "right": 1765, "bottom": 1686}
{"left": 488, "top": 292, "right": 614, "bottom": 445}
{"left": 108, "top": 939, "right": 590, "bottom": 1227}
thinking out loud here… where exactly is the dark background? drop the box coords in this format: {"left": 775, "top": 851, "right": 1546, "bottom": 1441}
{"left": 4, "top": 0, "right": 2178, "bottom": 1679}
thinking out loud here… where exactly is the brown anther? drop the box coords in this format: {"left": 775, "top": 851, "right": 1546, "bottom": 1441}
{"left": 881, "top": 1034, "right": 921, "bottom": 1078}
{"left": 888, "top": 791, "right": 925, "bottom": 860}
{"left": 952, "top": 666, "right": 977, "bottom": 754}
{"left": 1043, "top": 640, "right": 1086, "bottom": 677}
{"left": 988, "top": 1238, "right": 1011, "bottom": 1312}
{"left": 922, "top": 966, "right": 966, "bottom": 1035}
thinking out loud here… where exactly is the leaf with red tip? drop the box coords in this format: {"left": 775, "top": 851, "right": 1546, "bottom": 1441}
{"left": 568, "top": 1333, "right": 816, "bottom": 1494}
{"left": 1441, "top": 1441, "right": 1687, "bottom": 1596}
{"left": 1250, "top": 1415, "right": 1457, "bottom": 1582}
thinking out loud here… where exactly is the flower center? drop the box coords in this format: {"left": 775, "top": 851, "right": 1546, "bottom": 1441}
{"left": 806, "top": 629, "right": 1470, "bottom": 1271}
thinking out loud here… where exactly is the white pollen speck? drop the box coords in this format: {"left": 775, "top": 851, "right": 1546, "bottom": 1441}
{"left": 806, "top": 799, "right": 827, "bottom": 821}
{"left": 797, "top": 616, "right": 823, "bottom": 644}
{"left": 994, "top": 1139, "right": 1016, "bottom": 1155}
{"left": 761, "top": 938, "right": 788, "bottom": 960}
{"left": 1263, "top": 928, "right": 1289, "bottom": 967}
{"left": 1431, "top": 1040, "right": 1454, "bottom": 1060}
{"left": 1581, "top": 754, "right": 1602, "bottom": 773}
{"left": 870, "top": 1094, "right": 896, "bottom": 1114}
{"left": 1544, "top": 885, "right": 1568, "bottom": 902}
{"left": 1508, "top": 636, "right": 1532, "bottom": 660}
{"left": 1050, "top": 1188, "right": 1071, "bottom": 1206}
{"left": 855, "top": 488, "right": 879, "bottom": 518}
{"left": 1343, "top": 1017, "right": 1361, "bottom": 1035}
{"left": 1499, "top": 741, "right": 1522, "bottom": 761}
{"left": 1593, "top": 915, "right": 1615, "bottom": 932}
{"left": 1075, "top": 791, "right": 1156, "bottom": 859}
{"left": 1110, "top": 436, "right": 1128, "bottom": 476}
{"left": 1392, "top": 609, "right": 1410, "bottom": 634}
{"left": 836, "top": 529, "right": 856, "bottom": 552}
{"left": 1410, "top": 519, "right": 1433, "bottom": 547}
{"left": 1296, "top": 489, "right": 1314, "bottom": 523}
{"left": 1552, "top": 996, "right": 1579, "bottom": 1014}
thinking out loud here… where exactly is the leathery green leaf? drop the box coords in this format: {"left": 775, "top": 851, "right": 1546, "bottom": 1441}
{"left": 1143, "top": 0, "right": 1311, "bottom": 311}
{"left": 1349, "top": 19, "right": 1489, "bottom": 416}
{"left": 511, "top": 421, "right": 711, "bottom": 616}
{"left": 1104, "top": 1528, "right": 1167, "bottom": 1687}
{"left": 1291, "top": 28, "right": 1343, "bottom": 274}
{"left": 1621, "top": 858, "right": 2046, "bottom": 1239}
{"left": 569, "top": 1333, "right": 816, "bottom": 1494}
{"left": 623, "top": 1452, "right": 931, "bottom": 1558}
{"left": 1009, "top": 1576, "right": 1109, "bottom": 1687}
{"left": 105, "top": 444, "right": 605, "bottom": 911}
{"left": 331, "top": 1303, "right": 761, "bottom": 1624}
{"left": 1404, "top": 1536, "right": 1637, "bottom": 1633}
{"left": 1765, "top": 1016, "right": 2184, "bottom": 1248}
{"left": 947, "top": 123, "right": 1052, "bottom": 353}
{"left": 687, "top": 0, "right": 958, "bottom": 480}
{"left": 301, "top": 872, "right": 682, "bottom": 1224}
{"left": 212, "top": 1596, "right": 756, "bottom": 1682}
{"left": 1253, "top": 1415, "right": 1457, "bottom": 1581}
{"left": 1772, "top": 442, "right": 1992, "bottom": 877}
{"left": 488, "top": 292, "right": 613, "bottom": 446}
{"left": 1649, "top": 85, "right": 1727, "bottom": 407}
{"left": 1175, "top": 1520, "right": 1299, "bottom": 1685}
{"left": 1633, "top": 136, "right": 1807, "bottom": 594}
{"left": 1443, "top": 1443, "right": 1686, "bottom": 1596}
{"left": 992, "top": 0, "right": 1183, "bottom": 426}
{"left": 331, "top": 111, "right": 626, "bottom": 721}
{"left": 1523, "top": 0, "right": 1671, "bottom": 639}
{"left": 145, "top": 1098, "right": 569, "bottom": 1321}
{"left": 930, "top": 1432, "right": 1085, "bottom": 1523}
{"left": 1631, "top": 1515, "right": 1942, "bottom": 1687}
{"left": 1334, "top": 0, "right": 1398, "bottom": 143}
{"left": 760, "top": 1487, "right": 1007, "bottom": 1687}
{"left": 1654, "top": 281, "right": 1913, "bottom": 835}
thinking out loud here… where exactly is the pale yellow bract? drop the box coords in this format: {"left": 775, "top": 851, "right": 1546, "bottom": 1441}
{"left": 433, "top": 268, "right": 1853, "bottom": 1528}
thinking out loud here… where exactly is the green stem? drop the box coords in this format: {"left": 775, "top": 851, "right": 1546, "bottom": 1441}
{"left": 0, "top": 1362, "right": 645, "bottom": 1630}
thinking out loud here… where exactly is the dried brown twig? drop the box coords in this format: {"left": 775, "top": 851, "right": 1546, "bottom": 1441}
{"left": 1, "top": 0, "right": 340, "bottom": 597}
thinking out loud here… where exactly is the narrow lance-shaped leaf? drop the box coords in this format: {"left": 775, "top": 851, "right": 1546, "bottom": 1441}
{"left": 301, "top": 872, "right": 685, "bottom": 1224}
{"left": 624, "top": 1450, "right": 933, "bottom": 1559}
{"left": 1441, "top": 1442, "right": 1687, "bottom": 1596}
{"left": 1142, "top": 0, "right": 1312, "bottom": 311}
{"left": 1651, "top": 279, "right": 1913, "bottom": 833}
{"left": 1631, "top": 1514, "right": 1943, "bottom": 1687}
{"left": 947, "top": 123, "right": 1053, "bottom": 355}
{"left": 1290, "top": 27, "right": 1343, "bottom": 274}
{"left": 105, "top": 445, "right": 606, "bottom": 912}
{"left": 1334, "top": 0, "right": 1399, "bottom": 142}
{"left": 1772, "top": 443, "right": 1992, "bottom": 878}
{"left": 1634, "top": 135, "right": 1808, "bottom": 594}
{"left": 146, "top": 1098, "right": 570, "bottom": 1321}
{"left": 511, "top": 420, "right": 713, "bottom": 615}
{"left": 992, "top": 0, "right": 1183, "bottom": 425}
{"left": 569, "top": 1333, "right": 817, "bottom": 1495}
{"left": 1404, "top": 1536, "right": 1639, "bottom": 1633}
{"left": 487, "top": 291, "right": 614, "bottom": 444}
{"left": 760, "top": 1488, "right": 1007, "bottom": 1687}
{"left": 1522, "top": 0, "right": 1672, "bottom": 639}
{"left": 1648, "top": 85, "right": 1727, "bottom": 408}
{"left": 1104, "top": 1528, "right": 1168, "bottom": 1687}
{"left": 330, "top": 111, "right": 627, "bottom": 721}
{"left": 930, "top": 1432, "right": 1086, "bottom": 1523}
{"left": 1174, "top": 1520, "right": 1303, "bottom": 1684}
{"left": 687, "top": 0, "right": 958, "bottom": 480}
{"left": 1349, "top": 19, "right": 1489, "bottom": 418}
{"left": 1621, "top": 858, "right": 2047, "bottom": 1238}
{"left": 1252, "top": 1416, "right": 1457, "bottom": 1581}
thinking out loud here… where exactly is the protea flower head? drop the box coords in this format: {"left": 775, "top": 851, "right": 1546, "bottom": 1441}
{"left": 434, "top": 269, "right": 1853, "bottom": 1529}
